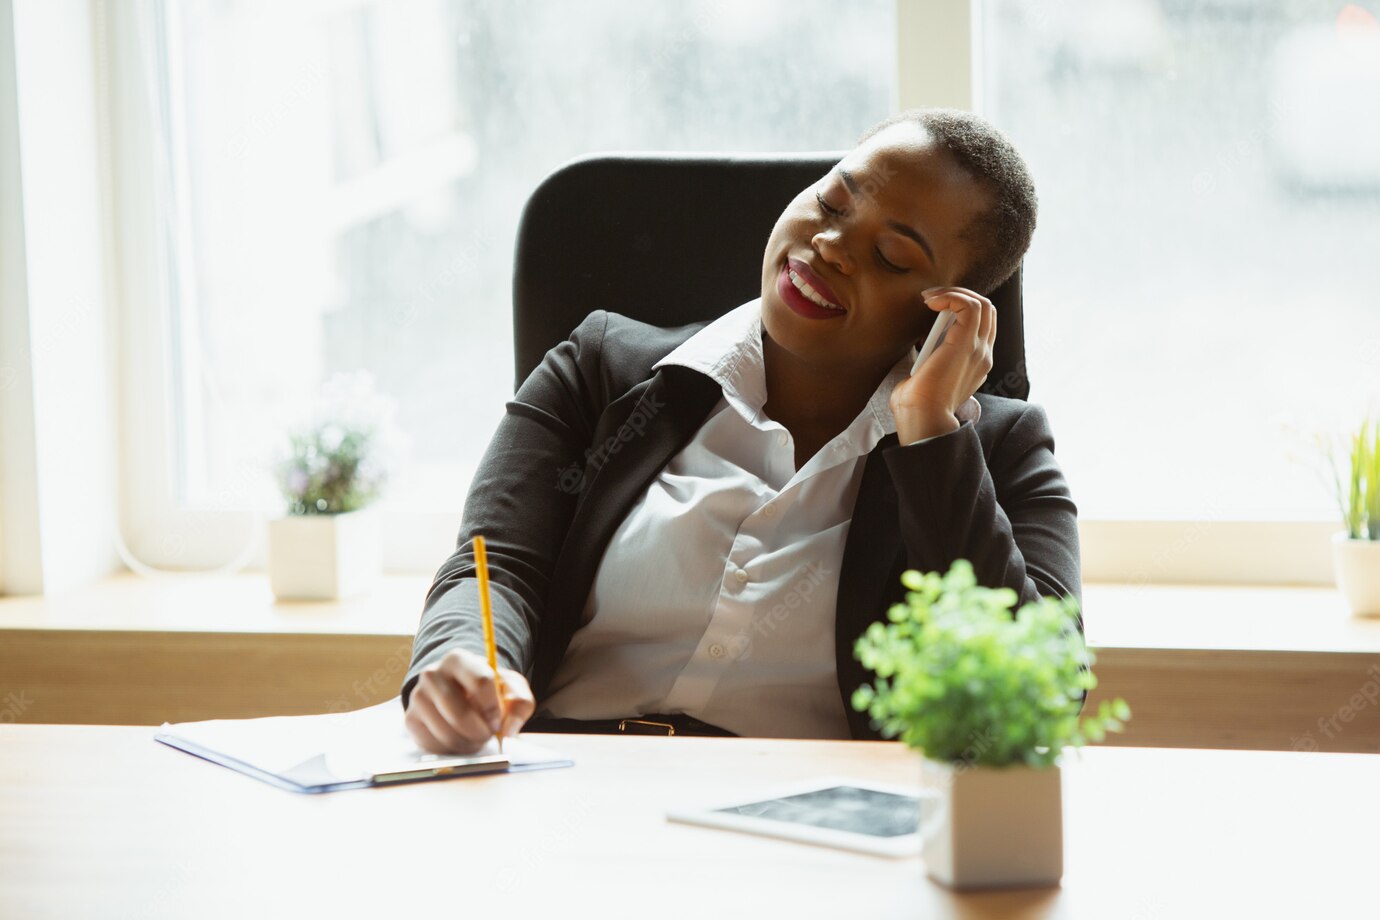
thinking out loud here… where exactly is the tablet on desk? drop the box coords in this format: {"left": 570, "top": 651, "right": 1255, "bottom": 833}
{"left": 667, "top": 777, "right": 929, "bottom": 857}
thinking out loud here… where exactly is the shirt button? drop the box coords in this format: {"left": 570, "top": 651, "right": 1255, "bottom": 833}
{"left": 777, "top": 432, "right": 789, "bottom": 447}
{"left": 763, "top": 504, "right": 776, "bottom": 518}
{"left": 734, "top": 568, "right": 749, "bottom": 584}
{"left": 709, "top": 643, "right": 725, "bottom": 659}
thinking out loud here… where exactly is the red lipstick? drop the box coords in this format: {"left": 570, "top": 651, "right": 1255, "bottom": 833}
{"left": 776, "top": 259, "right": 846, "bottom": 321}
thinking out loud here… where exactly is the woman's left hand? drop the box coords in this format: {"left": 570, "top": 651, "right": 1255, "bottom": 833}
{"left": 889, "top": 286, "right": 995, "bottom": 445}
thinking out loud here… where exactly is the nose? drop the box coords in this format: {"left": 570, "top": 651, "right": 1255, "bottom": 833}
{"left": 811, "top": 228, "right": 855, "bottom": 275}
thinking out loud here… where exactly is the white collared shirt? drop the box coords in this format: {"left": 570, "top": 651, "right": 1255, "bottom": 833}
{"left": 538, "top": 298, "right": 965, "bottom": 738}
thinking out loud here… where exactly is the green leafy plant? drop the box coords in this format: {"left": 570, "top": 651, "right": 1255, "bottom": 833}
{"left": 852, "top": 559, "right": 1129, "bottom": 768}
{"left": 273, "top": 371, "right": 404, "bottom": 515}
{"left": 1325, "top": 415, "right": 1379, "bottom": 541}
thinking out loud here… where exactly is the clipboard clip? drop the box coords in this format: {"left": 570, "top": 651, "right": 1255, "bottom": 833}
{"left": 370, "top": 753, "right": 510, "bottom": 784}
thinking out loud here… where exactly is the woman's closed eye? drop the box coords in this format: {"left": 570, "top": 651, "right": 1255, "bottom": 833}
{"left": 815, "top": 191, "right": 844, "bottom": 218}
{"left": 815, "top": 192, "right": 910, "bottom": 275}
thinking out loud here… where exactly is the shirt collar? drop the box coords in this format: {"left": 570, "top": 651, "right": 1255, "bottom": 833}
{"left": 653, "top": 297, "right": 917, "bottom": 439}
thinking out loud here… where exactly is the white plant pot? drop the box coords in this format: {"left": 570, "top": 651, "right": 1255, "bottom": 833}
{"left": 919, "top": 757, "right": 1063, "bottom": 890}
{"left": 1332, "top": 531, "right": 1380, "bottom": 617}
{"left": 267, "top": 507, "right": 380, "bottom": 601}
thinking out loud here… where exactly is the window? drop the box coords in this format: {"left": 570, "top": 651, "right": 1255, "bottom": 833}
{"left": 110, "top": 0, "right": 1358, "bottom": 582}
{"left": 147, "top": 0, "right": 896, "bottom": 534}
{"left": 981, "top": 0, "right": 1380, "bottom": 521}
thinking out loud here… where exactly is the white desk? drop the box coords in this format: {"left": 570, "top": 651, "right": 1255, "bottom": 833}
{"left": 1, "top": 724, "right": 1375, "bottom": 918}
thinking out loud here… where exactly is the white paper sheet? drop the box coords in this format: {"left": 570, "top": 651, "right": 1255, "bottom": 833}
{"left": 155, "top": 699, "right": 571, "bottom": 792}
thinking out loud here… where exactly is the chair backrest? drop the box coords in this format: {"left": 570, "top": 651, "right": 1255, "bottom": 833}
{"left": 511, "top": 152, "right": 1029, "bottom": 401}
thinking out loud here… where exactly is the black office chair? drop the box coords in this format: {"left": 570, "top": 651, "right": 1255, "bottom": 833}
{"left": 512, "top": 152, "right": 1029, "bottom": 401}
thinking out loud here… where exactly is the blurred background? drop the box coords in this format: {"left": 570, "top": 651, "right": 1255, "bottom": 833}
{"left": 157, "top": 0, "right": 1380, "bottom": 522}
{"left": 3, "top": 0, "right": 1378, "bottom": 582}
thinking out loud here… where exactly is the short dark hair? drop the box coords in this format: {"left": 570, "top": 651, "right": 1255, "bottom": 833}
{"left": 856, "top": 108, "right": 1037, "bottom": 297}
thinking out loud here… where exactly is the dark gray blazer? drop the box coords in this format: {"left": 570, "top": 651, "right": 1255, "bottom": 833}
{"left": 402, "top": 309, "right": 1083, "bottom": 741}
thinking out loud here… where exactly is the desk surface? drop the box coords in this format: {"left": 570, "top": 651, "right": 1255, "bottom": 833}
{"left": 2, "top": 725, "right": 1374, "bottom": 919}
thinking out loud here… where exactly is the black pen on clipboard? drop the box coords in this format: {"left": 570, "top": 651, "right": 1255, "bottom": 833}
{"left": 910, "top": 309, "right": 957, "bottom": 376}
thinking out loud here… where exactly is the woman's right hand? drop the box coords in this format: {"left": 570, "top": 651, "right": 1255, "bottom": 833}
{"left": 403, "top": 648, "right": 536, "bottom": 754}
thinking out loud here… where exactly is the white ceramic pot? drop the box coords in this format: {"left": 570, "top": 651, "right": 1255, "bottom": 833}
{"left": 1332, "top": 531, "right": 1380, "bottom": 617}
{"left": 267, "top": 507, "right": 380, "bottom": 601}
{"left": 919, "top": 757, "right": 1063, "bottom": 890}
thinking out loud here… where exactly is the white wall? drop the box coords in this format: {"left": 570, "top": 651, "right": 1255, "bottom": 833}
{"left": 0, "top": 0, "right": 120, "bottom": 595}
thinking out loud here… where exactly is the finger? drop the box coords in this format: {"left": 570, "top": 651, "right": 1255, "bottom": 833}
{"left": 974, "top": 299, "right": 994, "bottom": 354}
{"left": 925, "top": 291, "right": 983, "bottom": 348}
{"left": 500, "top": 704, "right": 534, "bottom": 738}
{"left": 971, "top": 306, "right": 995, "bottom": 392}
{"left": 408, "top": 689, "right": 474, "bottom": 755}
{"left": 442, "top": 651, "right": 506, "bottom": 732}
{"left": 412, "top": 686, "right": 480, "bottom": 754}
{"left": 924, "top": 289, "right": 982, "bottom": 317}
{"left": 497, "top": 670, "right": 537, "bottom": 736}
{"left": 420, "top": 669, "right": 494, "bottom": 743}
{"left": 403, "top": 699, "right": 444, "bottom": 753}
{"left": 920, "top": 285, "right": 973, "bottom": 298}
{"left": 499, "top": 669, "right": 535, "bottom": 707}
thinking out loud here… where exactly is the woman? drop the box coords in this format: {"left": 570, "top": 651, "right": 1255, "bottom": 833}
{"left": 401, "top": 107, "right": 1082, "bottom": 754}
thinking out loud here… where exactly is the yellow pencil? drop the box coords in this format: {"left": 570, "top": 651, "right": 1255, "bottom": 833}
{"left": 473, "top": 534, "right": 507, "bottom": 755}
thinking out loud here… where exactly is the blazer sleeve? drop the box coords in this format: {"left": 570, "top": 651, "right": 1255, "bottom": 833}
{"left": 400, "top": 310, "right": 611, "bottom": 709}
{"left": 880, "top": 402, "right": 1083, "bottom": 630}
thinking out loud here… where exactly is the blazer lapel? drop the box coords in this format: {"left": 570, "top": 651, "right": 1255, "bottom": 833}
{"left": 532, "top": 365, "right": 723, "bottom": 698}
{"left": 836, "top": 432, "right": 905, "bottom": 740}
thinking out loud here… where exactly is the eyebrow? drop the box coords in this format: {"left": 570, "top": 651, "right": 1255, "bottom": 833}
{"left": 838, "top": 168, "right": 938, "bottom": 267}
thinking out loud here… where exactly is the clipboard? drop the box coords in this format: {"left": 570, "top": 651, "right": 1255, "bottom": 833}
{"left": 155, "top": 699, "right": 573, "bottom": 794}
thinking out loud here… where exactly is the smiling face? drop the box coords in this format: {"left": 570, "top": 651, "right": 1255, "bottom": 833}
{"left": 759, "top": 120, "right": 994, "bottom": 375}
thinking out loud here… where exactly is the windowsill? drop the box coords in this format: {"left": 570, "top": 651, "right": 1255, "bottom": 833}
{"left": 1, "top": 573, "right": 1373, "bottom": 650}
{"left": 1083, "top": 582, "right": 1380, "bottom": 653}
{"left": 0, "top": 571, "right": 428, "bottom": 637}
{"left": 3, "top": 575, "right": 1379, "bottom": 752}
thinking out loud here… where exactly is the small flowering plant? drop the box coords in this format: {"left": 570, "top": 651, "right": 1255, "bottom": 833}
{"left": 852, "top": 559, "right": 1129, "bottom": 768}
{"left": 273, "top": 371, "right": 406, "bottom": 515}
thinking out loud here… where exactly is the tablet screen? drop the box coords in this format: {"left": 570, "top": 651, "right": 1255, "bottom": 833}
{"left": 714, "top": 784, "right": 921, "bottom": 838}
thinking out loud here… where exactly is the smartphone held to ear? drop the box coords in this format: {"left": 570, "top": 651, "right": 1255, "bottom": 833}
{"left": 910, "top": 309, "right": 956, "bottom": 376}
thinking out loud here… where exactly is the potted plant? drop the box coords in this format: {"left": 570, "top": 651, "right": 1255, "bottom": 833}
{"left": 852, "top": 559, "right": 1129, "bottom": 890}
{"left": 1326, "top": 414, "right": 1380, "bottom": 616}
{"left": 267, "top": 372, "right": 402, "bottom": 601}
